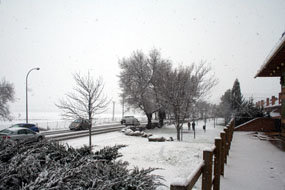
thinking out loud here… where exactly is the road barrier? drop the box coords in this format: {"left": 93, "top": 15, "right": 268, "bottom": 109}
{"left": 170, "top": 118, "right": 235, "bottom": 190}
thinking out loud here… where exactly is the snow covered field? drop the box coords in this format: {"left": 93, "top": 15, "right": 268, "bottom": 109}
{"left": 63, "top": 119, "right": 224, "bottom": 189}
{"left": 62, "top": 119, "right": 285, "bottom": 190}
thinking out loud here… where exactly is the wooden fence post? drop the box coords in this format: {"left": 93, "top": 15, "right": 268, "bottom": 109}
{"left": 214, "top": 138, "right": 222, "bottom": 190}
{"left": 227, "top": 124, "right": 232, "bottom": 143}
{"left": 229, "top": 124, "right": 233, "bottom": 142}
{"left": 202, "top": 150, "right": 213, "bottom": 190}
{"left": 228, "top": 127, "right": 231, "bottom": 152}
{"left": 220, "top": 132, "right": 226, "bottom": 175}
{"left": 230, "top": 122, "right": 234, "bottom": 141}
{"left": 224, "top": 128, "right": 229, "bottom": 155}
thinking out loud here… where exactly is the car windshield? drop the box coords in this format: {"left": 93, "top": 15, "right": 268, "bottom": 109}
{"left": 74, "top": 119, "right": 82, "bottom": 123}
{"left": 0, "top": 129, "right": 15, "bottom": 134}
{"left": 10, "top": 124, "right": 21, "bottom": 128}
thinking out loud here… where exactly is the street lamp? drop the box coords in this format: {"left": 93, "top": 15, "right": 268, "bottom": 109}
{"left": 26, "top": 67, "right": 40, "bottom": 123}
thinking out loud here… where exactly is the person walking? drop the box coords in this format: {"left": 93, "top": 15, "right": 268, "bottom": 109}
{"left": 192, "top": 121, "right": 196, "bottom": 139}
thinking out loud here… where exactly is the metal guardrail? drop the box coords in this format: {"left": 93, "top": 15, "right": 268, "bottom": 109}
{"left": 45, "top": 125, "right": 125, "bottom": 141}
{"left": 41, "top": 124, "right": 121, "bottom": 136}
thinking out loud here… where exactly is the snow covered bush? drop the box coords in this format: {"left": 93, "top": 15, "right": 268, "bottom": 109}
{"left": 0, "top": 139, "right": 164, "bottom": 190}
{"left": 148, "top": 136, "right": 166, "bottom": 142}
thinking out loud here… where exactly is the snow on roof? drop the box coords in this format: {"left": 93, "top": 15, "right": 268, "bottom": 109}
{"left": 270, "top": 111, "right": 281, "bottom": 118}
{"left": 263, "top": 103, "right": 281, "bottom": 109}
{"left": 255, "top": 33, "right": 285, "bottom": 78}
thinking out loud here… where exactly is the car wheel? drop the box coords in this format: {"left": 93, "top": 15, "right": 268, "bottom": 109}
{"left": 37, "top": 136, "right": 43, "bottom": 142}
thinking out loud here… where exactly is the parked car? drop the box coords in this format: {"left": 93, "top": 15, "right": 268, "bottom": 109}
{"left": 0, "top": 127, "right": 44, "bottom": 142}
{"left": 124, "top": 117, "right": 140, "bottom": 126}
{"left": 9, "top": 123, "right": 39, "bottom": 132}
{"left": 120, "top": 116, "right": 135, "bottom": 125}
{"left": 69, "top": 118, "right": 91, "bottom": 130}
{"left": 146, "top": 120, "right": 160, "bottom": 129}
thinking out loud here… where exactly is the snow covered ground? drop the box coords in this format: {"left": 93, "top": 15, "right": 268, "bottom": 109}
{"left": 63, "top": 119, "right": 224, "bottom": 189}
{"left": 62, "top": 120, "right": 285, "bottom": 189}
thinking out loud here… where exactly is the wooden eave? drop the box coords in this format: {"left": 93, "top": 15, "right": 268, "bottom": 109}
{"left": 255, "top": 35, "right": 285, "bottom": 78}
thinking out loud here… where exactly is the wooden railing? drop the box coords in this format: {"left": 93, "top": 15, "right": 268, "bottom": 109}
{"left": 170, "top": 118, "right": 235, "bottom": 190}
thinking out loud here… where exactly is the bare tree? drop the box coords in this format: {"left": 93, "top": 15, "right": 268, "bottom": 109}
{"left": 155, "top": 66, "right": 194, "bottom": 140}
{"left": 118, "top": 49, "right": 169, "bottom": 126}
{"left": 56, "top": 73, "right": 109, "bottom": 148}
{"left": 0, "top": 79, "right": 15, "bottom": 121}
{"left": 156, "top": 63, "right": 217, "bottom": 140}
{"left": 150, "top": 51, "right": 172, "bottom": 126}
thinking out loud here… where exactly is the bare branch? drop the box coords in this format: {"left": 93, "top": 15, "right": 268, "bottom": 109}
{"left": 56, "top": 73, "right": 110, "bottom": 121}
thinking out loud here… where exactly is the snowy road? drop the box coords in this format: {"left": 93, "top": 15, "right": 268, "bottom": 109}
{"left": 44, "top": 124, "right": 125, "bottom": 141}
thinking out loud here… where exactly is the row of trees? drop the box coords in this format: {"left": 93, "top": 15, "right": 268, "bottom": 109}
{"left": 1, "top": 51, "right": 216, "bottom": 146}
{"left": 1, "top": 59, "right": 263, "bottom": 145}
{"left": 118, "top": 49, "right": 217, "bottom": 140}
{"left": 218, "top": 79, "right": 263, "bottom": 125}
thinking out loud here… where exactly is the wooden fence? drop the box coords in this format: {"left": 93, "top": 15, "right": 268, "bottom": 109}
{"left": 170, "top": 118, "right": 235, "bottom": 190}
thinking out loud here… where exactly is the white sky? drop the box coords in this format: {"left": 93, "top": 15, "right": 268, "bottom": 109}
{"left": 0, "top": 0, "right": 285, "bottom": 116}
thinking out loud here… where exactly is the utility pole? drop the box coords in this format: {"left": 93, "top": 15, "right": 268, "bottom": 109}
{"left": 112, "top": 101, "right": 115, "bottom": 121}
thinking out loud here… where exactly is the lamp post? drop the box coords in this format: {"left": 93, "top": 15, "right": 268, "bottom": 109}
{"left": 26, "top": 67, "right": 40, "bottom": 123}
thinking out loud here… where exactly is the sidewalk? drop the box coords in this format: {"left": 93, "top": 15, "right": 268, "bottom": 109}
{"left": 220, "top": 132, "right": 285, "bottom": 190}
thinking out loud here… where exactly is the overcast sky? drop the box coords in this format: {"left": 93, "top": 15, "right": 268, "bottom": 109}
{"left": 1, "top": 0, "right": 285, "bottom": 117}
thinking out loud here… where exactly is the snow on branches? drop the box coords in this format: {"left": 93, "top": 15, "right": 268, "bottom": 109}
{"left": 0, "top": 139, "right": 164, "bottom": 190}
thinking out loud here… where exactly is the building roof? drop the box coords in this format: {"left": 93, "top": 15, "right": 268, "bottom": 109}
{"left": 255, "top": 33, "right": 285, "bottom": 78}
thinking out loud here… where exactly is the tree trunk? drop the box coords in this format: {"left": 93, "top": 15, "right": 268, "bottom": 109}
{"left": 146, "top": 113, "right": 152, "bottom": 126}
{"left": 89, "top": 125, "right": 92, "bottom": 149}
{"left": 158, "top": 109, "right": 166, "bottom": 127}
{"left": 176, "top": 124, "right": 181, "bottom": 141}
{"left": 89, "top": 117, "right": 92, "bottom": 150}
